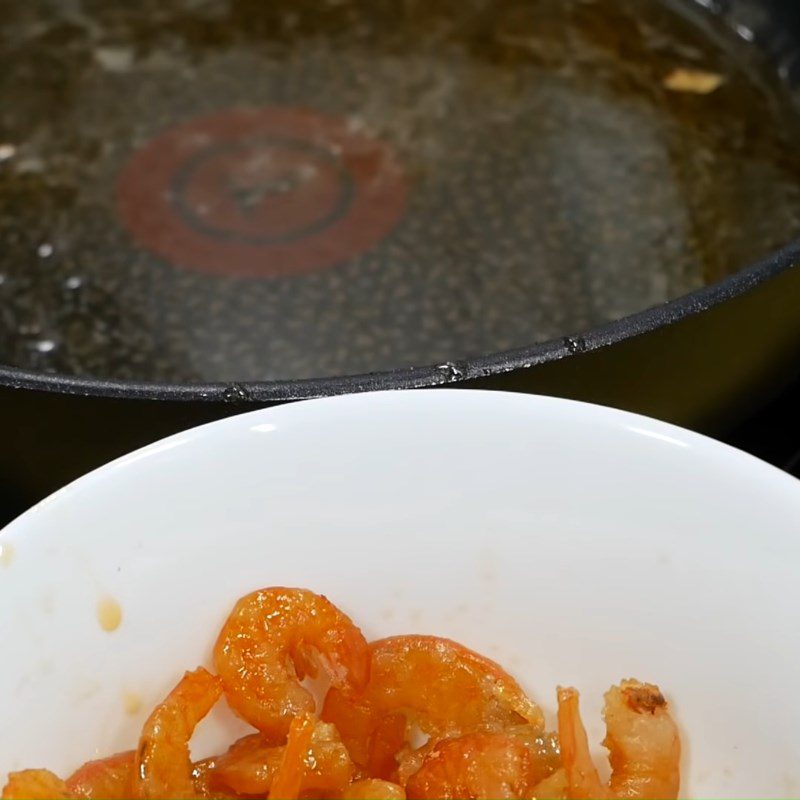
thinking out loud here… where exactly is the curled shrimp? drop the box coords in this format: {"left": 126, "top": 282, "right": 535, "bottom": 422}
{"left": 1, "top": 770, "right": 70, "bottom": 799}
{"left": 397, "top": 726, "right": 559, "bottom": 790}
{"left": 405, "top": 732, "right": 537, "bottom": 799}
{"left": 206, "top": 719, "right": 353, "bottom": 797}
{"left": 133, "top": 667, "right": 223, "bottom": 799}
{"left": 401, "top": 728, "right": 559, "bottom": 799}
{"left": 343, "top": 778, "right": 407, "bottom": 799}
{"left": 557, "top": 680, "right": 681, "bottom": 800}
{"left": 322, "top": 636, "right": 543, "bottom": 772}
{"left": 214, "top": 587, "right": 369, "bottom": 738}
{"left": 66, "top": 751, "right": 134, "bottom": 799}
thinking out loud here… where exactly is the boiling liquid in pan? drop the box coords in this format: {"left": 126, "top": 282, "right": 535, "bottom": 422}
{"left": 1, "top": 0, "right": 800, "bottom": 382}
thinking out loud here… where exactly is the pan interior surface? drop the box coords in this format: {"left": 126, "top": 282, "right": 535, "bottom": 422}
{"left": 1, "top": 0, "right": 799, "bottom": 384}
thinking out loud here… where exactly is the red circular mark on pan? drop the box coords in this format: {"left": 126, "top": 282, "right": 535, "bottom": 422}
{"left": 116, "top": 107, "right": 408, "bottom": 277}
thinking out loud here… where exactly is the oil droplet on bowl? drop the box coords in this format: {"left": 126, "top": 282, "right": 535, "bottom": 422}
{"left": 123, "top": 691, "right": 142, "bottom": 715}
{"left": 97, "top": 597, "right": 122, "bottom": 632}
{"left": 0, "top": 541, "right": 14, "bottom": 567}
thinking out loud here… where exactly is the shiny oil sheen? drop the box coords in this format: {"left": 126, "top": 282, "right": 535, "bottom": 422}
{"left": 1, "top": 0, "right": 799, "bottom": 382}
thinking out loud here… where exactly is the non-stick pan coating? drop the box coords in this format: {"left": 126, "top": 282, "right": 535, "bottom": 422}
{"left": 1, "top": 0, "right": 800, "bottom": 396}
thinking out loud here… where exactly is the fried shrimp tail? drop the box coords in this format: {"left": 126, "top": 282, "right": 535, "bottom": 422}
{"left": 133, "top": 667, "right": 222, "bottom": 799}
{"left": 557, "top": 687, "right": 607, "bottom": 799}
{"left": 267, "top": 713, "right": 315, "bottom": 800}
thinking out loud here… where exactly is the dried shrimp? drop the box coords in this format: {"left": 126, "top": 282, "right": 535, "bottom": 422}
{"left": 3, "top": 588, "right": 681, "bottom": 799}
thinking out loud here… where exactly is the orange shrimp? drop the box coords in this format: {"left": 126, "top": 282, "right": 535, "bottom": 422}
{"left": 132, "top": 667, "right": 223, "bottom": 799}
{"left": 66, "top": 751, "right": 134, "bottom": 799}
{"left": 296, "top": 720, "right": 356, "bottom": 798}
{"left": 268, "top": 713, "right": 315, "bottom": 800}
{"left": 557, "top": 688, "right": 600, "bottom": 799}
{"left": 397, "top": 726, "right": 559, "bottom": 791}
{"left": 505, "top": 725, "right": 561, "bottom": 786}
{"left": 322, "top": 636, "right": 542, "bottom": 772}
{"left": 207, "top": 720, "right": 353, "bottom": 797}
{"left": 343, "top": 778, "right": 407, "bottom": 799}
{"left": 203, "top": 734, "right": 283, "bottom": 796}
{"left": 557, "top": 681, "right": 681, "bottom": 800}
{"left": 405, "top": 732, "right": 537, "bottom": 799}
{"left": 366, "top": 714, "right": 408, "bottom": 780}
{"left": 1, "top": 770, "right": 70, "bottom": 799}
{"left": 531, "top": 769, "right": 568, "bottom": 800}
{"left": 214, "top": 588, "right": 370, "bottom": 738}
{"left": 189, "top": 759, "right": 239, "bottom": 799}
{"left": 395, "top": 741, "right": 435, "bottom": 787}
{"left": 319, "top": 684, "right": 376, "bottom": 769}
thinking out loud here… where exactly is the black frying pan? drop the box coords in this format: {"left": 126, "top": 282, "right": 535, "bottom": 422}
{"left": 2, "top": 0, "right": 800, "bottom": 517}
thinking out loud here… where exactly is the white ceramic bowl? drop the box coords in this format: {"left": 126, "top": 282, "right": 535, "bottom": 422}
{"left": 1, "top": 390, "right": 799, "bottom": 798}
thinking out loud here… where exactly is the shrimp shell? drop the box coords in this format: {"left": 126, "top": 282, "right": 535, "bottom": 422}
{"left": 66, "top": 751, "right": 134, "bottom": 799}
{"left": 557, "top": 680, "right": 680, "bottom": 800}
{"left": 207, "top": 721, "right": 353, "bottom": 797}
{"left": 133, "top": 667, "right": 222, "bottom": 799}
{"left": 404, "top": 732, "right": 535, "bottom": 799}
{"left": 1, "top": 770, "right": 70, "bottom": 799}
{"left": 343, "top": 778, "right": 407, "bottom": 799}
{"left": 214, "top": 588, "right": 370, "bottom": 738}
{"left": 267, "top": 713, "right": 315, "bottom": 800}
{"left": 323, "top": 635, "right": 543, "bottom": 772}
{"left": 605, "top": 681, "right": 681, "bottom": 799}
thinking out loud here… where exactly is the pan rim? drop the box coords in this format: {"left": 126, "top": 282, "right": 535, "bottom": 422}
{"left": 1, "top": 237, "right": 799, "bottom": 403}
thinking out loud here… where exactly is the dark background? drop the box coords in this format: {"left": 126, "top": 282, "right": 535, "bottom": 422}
{"left": 724, "top": 369, "right": 800, "bottom": 476}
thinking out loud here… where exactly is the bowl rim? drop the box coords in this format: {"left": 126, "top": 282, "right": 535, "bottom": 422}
{"left": 1, "top": 239, "right": 799, "bottom": 403}
{"left": 3, "top": 389, "right": 798, "bottom": 536}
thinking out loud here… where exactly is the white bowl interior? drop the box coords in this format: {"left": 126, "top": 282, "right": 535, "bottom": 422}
{"left": 1, "top": 390, "right": 799, "bottom": 798}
